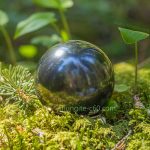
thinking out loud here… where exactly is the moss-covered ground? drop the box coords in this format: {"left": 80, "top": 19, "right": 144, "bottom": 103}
{"left": 0, "top": 63, "right": 150, "bottom": 150}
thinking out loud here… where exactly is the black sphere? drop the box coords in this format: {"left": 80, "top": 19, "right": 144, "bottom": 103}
{"left": 36, "top": 40, "right": 114, "bottom": 115}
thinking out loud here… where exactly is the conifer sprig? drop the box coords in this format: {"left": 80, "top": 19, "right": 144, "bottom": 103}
{"left": 0, "top": 63, "right": 39, "bottom": 109}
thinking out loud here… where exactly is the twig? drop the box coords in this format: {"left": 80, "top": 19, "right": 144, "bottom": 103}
{"left": 112, "top": 130, "right": 132, "bottom": 150}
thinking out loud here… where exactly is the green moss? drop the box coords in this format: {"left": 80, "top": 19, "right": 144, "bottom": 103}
{"left": 0, "top": 63, "right": 150, "bottom": 149}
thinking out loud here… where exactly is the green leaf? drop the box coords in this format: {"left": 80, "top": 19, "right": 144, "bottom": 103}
{"left": 15, "top": 12, "right": 56, "bottom": 39}
{"left": 31, "top": 34, "right": 61, "bottom": 47}
{"left": 114, "top": 84, "right": 130, "bottom": 93}
{"left": 118, "top": 27, "right": 149, "bottom": 44}
{"left": 19, "top": 45, "right": 37, "bottom": 58}
{"left": 106, "top": 99, "right": 119, "bottom": 110}
{"left": 33, "top": 0, "right": 73, "bottom": 9}
{"left": 105, "top": 99, "right": 119, "bottom": 119}
{"left": 0, "top": 10, "right": 9, "bottom": 26}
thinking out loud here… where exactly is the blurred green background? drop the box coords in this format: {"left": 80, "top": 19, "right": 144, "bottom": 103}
{"left": 0, "top": 0, "right": 150, "bottom": 69}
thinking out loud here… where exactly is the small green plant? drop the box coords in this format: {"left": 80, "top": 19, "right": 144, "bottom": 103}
{"left": 0, "top": 1, "right": 73, "bottom": 65}
{"left": 0, "top": 63, "right": 41, "bottom": 112}
{"left": 0, "top": 10, "right": 16, "bottom": 65}
{"left": 15, "top": 0, "right": 73, "bottom": 42}
{"left": 118, "top": 27, "right": 149, "bottom": 92}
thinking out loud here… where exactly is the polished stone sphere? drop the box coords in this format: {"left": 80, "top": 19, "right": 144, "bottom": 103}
{"left": 36, "top": 40, "right": 114, "bottom": 115}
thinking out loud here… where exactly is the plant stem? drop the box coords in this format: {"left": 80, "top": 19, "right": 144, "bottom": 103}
{"left": 135, "top": 42, "right": 138, "bottom": 92}
{"left": 0, "top": 26, "right": 16, "bottom": 65}
{"left": 59, "top": 8, "right": 71, "bottom": 40}
{"left": 51, "top": 23, "right": 61, "bottom": 35}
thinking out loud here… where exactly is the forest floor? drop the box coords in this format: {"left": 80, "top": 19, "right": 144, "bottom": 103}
{"left": 0, "top": 63, "right": 150, "bottom": 150}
